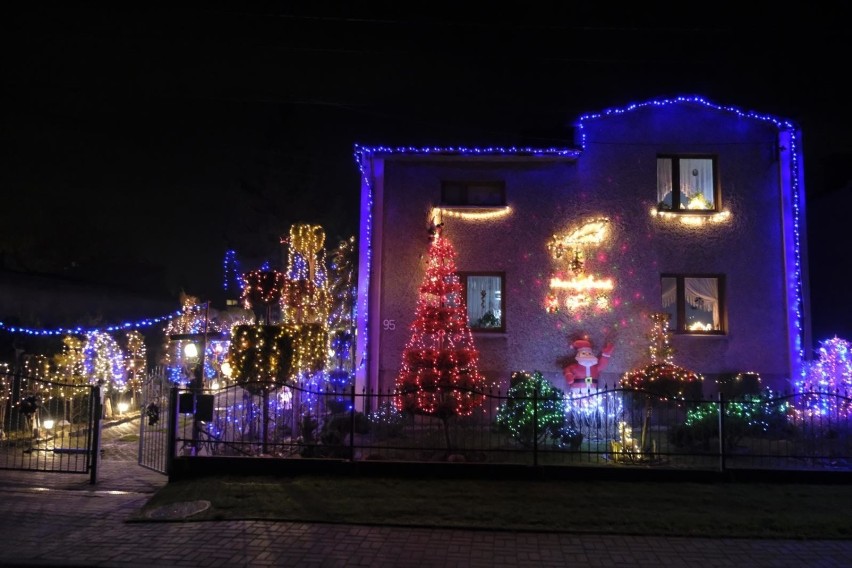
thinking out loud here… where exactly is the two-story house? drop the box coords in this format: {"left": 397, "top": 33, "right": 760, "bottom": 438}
{"left": 353, "top": 95, "right": 811, "bottom": 398}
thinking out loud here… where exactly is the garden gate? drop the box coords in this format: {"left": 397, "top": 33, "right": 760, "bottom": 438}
{"left": 0, "top": 369, "right": 103, "bottom": 484}
{"left": 138, "top": 367, "right": 172, "bottom": 475}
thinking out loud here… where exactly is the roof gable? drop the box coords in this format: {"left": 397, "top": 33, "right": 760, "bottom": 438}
{"left": 576, "top": 95, "right": 795, "bottom": 150}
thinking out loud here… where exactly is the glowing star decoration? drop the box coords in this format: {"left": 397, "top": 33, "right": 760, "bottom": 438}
{"left": 546, "top": 218, "right": 614, "bottom": 314}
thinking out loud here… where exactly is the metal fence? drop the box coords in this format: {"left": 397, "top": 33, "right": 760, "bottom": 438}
{"left": 138, "top": 367, "right": 172, "bottom": 474}
{"left": 0, "top": 370, "right": 101, "bottom": 481}
{"left": 169, "top": 381, "right": 852, "bottom": 473}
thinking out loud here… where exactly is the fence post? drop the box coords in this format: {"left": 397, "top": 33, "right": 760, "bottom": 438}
{"left": 89, "top": 380, "right": 104, "bottom": 485}
{"left": 718, "top": 392, "right": 726, "bottom": 472}
{"left": 166, "top": 386, "right": 178, "bottom": 477}
{"left": 533, "top": 385, "right": 539, "bottom": 467}
{"left": 349, "top": 385, "right": 356, "bottom": 461}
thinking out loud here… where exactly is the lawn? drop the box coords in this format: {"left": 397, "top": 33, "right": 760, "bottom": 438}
{"left": 133, "top": 474, "right": 852, "bottom": 540}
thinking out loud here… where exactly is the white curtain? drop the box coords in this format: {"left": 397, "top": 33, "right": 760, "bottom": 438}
{"left": 466, "top": 275, "right": 501, "bottom": 326}
{"left": 680, "top": 158, "right": 714, "bottom": 208}
{"left": 684, "top": 277, "right": 719, "bottom": 328}
{"left": 657, "top": 159, "right": 673, "bottom": 207}
{"left": 661, "top": 277, "right": 719, "bottom": 330}
{"left": 661, "top": 277, "right": 677, "bottom": 308}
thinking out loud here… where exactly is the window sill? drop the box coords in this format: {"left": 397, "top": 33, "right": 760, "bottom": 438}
{"left": 439, "top": 204, "right": 508, "bottom": 210}
{"left": 673, "top": 331, "right": 727, "bottom": 337}
{"left": 652, "top": 208, "right": 731, "bottom": 224}
{"left": 432, "top": 205, "right": 512, "bottom": 221}
{"left": 472, "top": 330, "right": 508, "bottom": 337}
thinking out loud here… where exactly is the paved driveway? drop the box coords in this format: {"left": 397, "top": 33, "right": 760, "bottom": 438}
{"left": 0, "top": 417, "right": 850, "bottom": 567}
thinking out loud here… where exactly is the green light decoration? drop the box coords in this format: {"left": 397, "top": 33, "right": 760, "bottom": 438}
{"left": 672, "top": 385, "right": 791, "bottom": 450}
{"left": 496, "top": 370, "right": 567, "bottom": 448}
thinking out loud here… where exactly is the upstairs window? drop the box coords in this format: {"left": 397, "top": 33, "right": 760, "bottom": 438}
{"left": 661, "top": 275, "right": 725, "bottom": 334}
{"left": 441, "top": 181, "right": 505, "bottom": 206}
{"left": 460, "top": 272, "right": 505, "bottom": 332}
{"left": 657, "top": 156, "right": 718, "bottom": 212}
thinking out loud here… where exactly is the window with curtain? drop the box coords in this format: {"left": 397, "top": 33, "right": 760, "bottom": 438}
{"left": 460, "top": 273, "right": 505, "bottom": 331}
{"left": 657, "top": 156, "right": 718, "bottom": 211}
{"left": 661, "top": 274, "right": 724, "bottom": 333}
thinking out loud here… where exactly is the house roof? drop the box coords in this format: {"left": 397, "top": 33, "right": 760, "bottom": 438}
{"left": 354, "top": 95, "right": 799, "bottom": 170}
{"left": 576, "top": 95, "right": 797, "bottom": 150}
{"left": 354, "top": 144, "right": 581, "bottom": 169}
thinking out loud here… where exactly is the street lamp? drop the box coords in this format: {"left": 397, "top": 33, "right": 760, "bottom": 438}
{"left": 184, "top": 342, "right": 199, "bottom": 361}
{"left": 168, "top": 301, "right": 224, "bottom": 455}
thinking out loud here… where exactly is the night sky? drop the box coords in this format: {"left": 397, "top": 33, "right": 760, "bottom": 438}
{"left": 2, "top": 5, "right": 850, "bottom": 348}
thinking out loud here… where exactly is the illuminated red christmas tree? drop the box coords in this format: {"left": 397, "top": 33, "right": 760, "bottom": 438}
{"left": 395, "top": 226, "right": 486, "bottom": 439}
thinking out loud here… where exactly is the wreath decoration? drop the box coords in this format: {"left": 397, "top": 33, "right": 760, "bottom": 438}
{"left": 19, "top": 395, "right": 41, "bottom": 416}
{"left": 146, "top": 402, "right": 160, "bottom": 426}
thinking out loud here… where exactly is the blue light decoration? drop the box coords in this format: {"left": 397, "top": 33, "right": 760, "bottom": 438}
{"left": 223, "top": 249, "right": 244, "bottom": 293}
{"left": 795, "top": 336, "right": 852, "bottom": 419}
{"left": 577, "top": 95, "right": 807, "bottom": 378}
{"left": 288, "top": 253, "right": 308, "bottom": 281}
{"left": 0, "top": 310, "right": 185, "bottom": 336}
{"left": 82, "top": 331, "right": 127, "bottom": 393}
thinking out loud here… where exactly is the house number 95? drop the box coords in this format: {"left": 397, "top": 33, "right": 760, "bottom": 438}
{"left": 383, "top": 319, "right": 396, "bottom": 331}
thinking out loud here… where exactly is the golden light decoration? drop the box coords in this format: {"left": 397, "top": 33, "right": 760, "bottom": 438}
{"left": 547, "top": 217, "right": 610, "bottom": 260}
{"left": 550, "top": 275, "right": 614, "bottom": 291}
{"left": 546, "top": 217, "right": 614, "bottom": 315}
{"left": 282, "top": 224, "right": 331, "bottom": 326}
{"left": 226, "top": 325, "right": 295, "bottom": 394}
{"left": 650, "top": 207, "right": 731, "bottom": 225}
{"left": 283, "top": 323, "right": 329, "bottom": 376}
{"left": 430, "top": 206, "right": 511, "bottom": 222}
{"left": 289, "top": 224, "right": 326, "bottom": 253}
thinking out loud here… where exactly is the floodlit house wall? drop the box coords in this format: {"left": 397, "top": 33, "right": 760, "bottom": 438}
{"left": 355, "top": 96, "right": 810, "bottom": 399}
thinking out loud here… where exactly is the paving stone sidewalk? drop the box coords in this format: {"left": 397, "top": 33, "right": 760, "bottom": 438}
{"left": 0, "top": 418, "right": 850, "bottom": 567}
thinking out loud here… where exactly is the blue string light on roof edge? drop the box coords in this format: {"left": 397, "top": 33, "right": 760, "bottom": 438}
{"left": 578, "top": 93, "right": 806, "bottom": 372}
{"left": 353, "top": 144, "right": 580, "bottom": 159}
{"left": 0, "top": 309, "right": 185, "bottom": 336}
{"left": 353, "top": 145, "right": 374, "bottom": 377}
{"left": 576, "top": 94, "right": 797, "bottom": 150}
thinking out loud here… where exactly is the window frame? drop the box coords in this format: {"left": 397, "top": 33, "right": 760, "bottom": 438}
{"left": 660, "top": 273, "right": 726, "bottom": 335}
{"left": 459, "top": 271, "right": 506, "bottom": 333}
{"left": 441, "top": 181, "right": 506, "bottom": 207}
{"left": 656, "top": 155, "right": 720, "bottom": 213}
